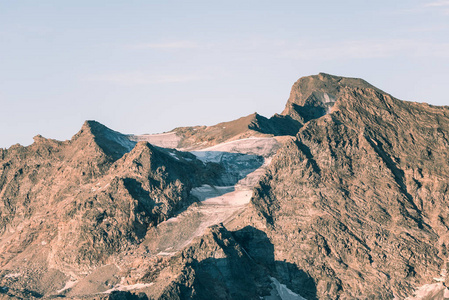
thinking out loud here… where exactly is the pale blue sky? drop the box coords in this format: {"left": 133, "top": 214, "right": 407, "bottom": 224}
{"left": 1, "top": 1, "right": 448, "bottom": 148}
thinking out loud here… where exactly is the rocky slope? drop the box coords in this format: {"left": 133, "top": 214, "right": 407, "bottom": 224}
{"left": 130, "top": 112, "right": 300, "bottom": 150}
{"left": 232, "top": 74, "right": 449, "bottom": 299}
{"left": 0, "top": 121, "right": 228, "bottom": 297}
{"left": 1, "top": 73, "right": 448, "bottom": 300}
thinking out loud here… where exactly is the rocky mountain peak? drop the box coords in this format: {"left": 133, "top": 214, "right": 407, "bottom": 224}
{"left": 282, "top": 73, "right": 385, "bottom": 124}
{"left": 71, "top": 120, "right": 136, "bottom": 161}
{"left": 2, "top": 74, "right": 449, "bottom": 299}
{"left": 32, "top": 134, "right": 46, "bottom": 143}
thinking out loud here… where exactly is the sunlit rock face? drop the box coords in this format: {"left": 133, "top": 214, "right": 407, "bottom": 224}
{"left": 244, "top": 77, "right": 449, "bottom": 299}
{"left": 1, "top": 73, "right": 449, "bottom": 300}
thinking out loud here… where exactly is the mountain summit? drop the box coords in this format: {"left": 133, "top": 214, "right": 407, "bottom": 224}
{"left": 1, "top": 74, "right": 448, "bottom": 299}
{"left": 281, "top": 73, "right": 383, "bottom": 123}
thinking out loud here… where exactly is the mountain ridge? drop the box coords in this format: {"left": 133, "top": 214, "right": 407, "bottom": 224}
{"left": 1, "top": 73, "right": 449, "bottom": 299}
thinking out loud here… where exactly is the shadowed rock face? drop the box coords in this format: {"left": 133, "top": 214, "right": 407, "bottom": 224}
{"left": 1, "top": 73, "right": 449, "bottom": 299}
{"left": 146, "top": 224, "right": 316, "bottom": 300}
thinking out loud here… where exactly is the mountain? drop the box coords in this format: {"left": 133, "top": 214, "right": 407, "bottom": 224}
{"left": 0, "top": 121, "right": 226, "bottom": 297}
{"left": 236, "top": 75, "right": 449, "bottom": 299}
{"left": 1, "top": 73, "right": 448, "bottom": 299}
{"left": 130, "top": 112, "right": 300, "bottom": 150}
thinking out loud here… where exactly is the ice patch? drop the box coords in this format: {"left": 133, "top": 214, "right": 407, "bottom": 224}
{"left": 191, "top": 150, "right": 264, "bottom": 186}
{"left": 191, "top": 137, "right": 279, "bottom": 157}
{"left": 406, "top": 282, "right": 448, "bottom": 299}
{"left": 202, "top": 189, "right": 252, "bottom": 206}
{"left": 156, "top": 251, "right": 176, "bottom": 256}
{"left": 322, "top": 93, "right": 335, "bottom": 104}
{"left": 169, "top": 152, "right": 180, "bottom": 160}
{"left": 266, "top": 277, "right": 307, "bottom": 300}
{"left": 4, "top": 273, "right": 21, "bottom": 278}
{"left": 191, "top": 185, "right": 235, "bottom": 202}
{"left": 101, "top": 128, "right": 136, "bottom": 152}
{"left": 130, "top": 132, "right": 181, "bottom": 148}
{"left": 146, "top": 137, "right": 282, "bottom": 258}
{"left": 103, "top": 283, "right": 154, "bottom": 293}
{"left": 57, "top": 280, "right": 78, "bottom": 293}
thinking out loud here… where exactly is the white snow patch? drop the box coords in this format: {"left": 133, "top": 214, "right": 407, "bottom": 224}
{"left": 190, "top": 185, "right": 235, "bottom": 202}
{"left": 103, "top": 283, "right": 154, "bottom": 293}
{"left": 190, "top": 137, "right": 279, "bottom": 157}
{"left": 169, "top": 152, "right": 180, "bottom": 160}
{"left": 130, "top": 132, "right": 181, "bottom": 148}
{"left": 312, "top": 92, "right": 336, "bottom": 114}
{"left": 149, "top": 136, "right": 282, "bottom": 256}
{"left": 103, "top": 130, "right": 135, "bottom": 152}
{"left": 202, "top": 189, "right": 252, "bottom": 206}
{"left": 57, "top": 280, "right": 78, "bottom": 293}
{"left": 165, "top": 215, "right": 181, "bottom": 223}
{"left": 266, "top": 277, "right": 307, "bottom": 300}
{"left": 155, "top": 152, "right": 271, "bottom": 250}
{"left": 322, "top": 93, "right": 335, "bottom": 104}
{"left": 4, "top": 273, "right": 21, "bottom": 278}
{"left": 157, "top": 251, "right": 176, "bottom": 256}
{"left": 406, "top": 282, "right": 448, "bottom": 299}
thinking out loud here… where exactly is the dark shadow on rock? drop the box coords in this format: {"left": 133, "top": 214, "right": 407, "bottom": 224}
{"left": 246, "top": 113, "right": 302, "bottom": 137}
{"left": 123, "top": 178, "right": 157, "bottom": 209}
{"left": 189, "top": 151, "right": 265, "bottom": 186}
{"left": 233, "top": 226, "right": 318, "bottom": 300}
{"left": 268, "top": 114, "right": 303, "bottom": 136}
{"left": 121, "top": 150, "right": 264, "bottom": 240}
{"left": 109, "top": 290, "right": 149, "bottom": 300}
{"left": 85, "top": 120, "right": 136, "bottom": 161}
{"left": 291, "top": 103, "right": 327, "bottom": 124}
{"left": 169, "top": 226, "right": 317, "bottom": 300}
{"left": 294, "top": 140, "right": 321, "bottom": 176}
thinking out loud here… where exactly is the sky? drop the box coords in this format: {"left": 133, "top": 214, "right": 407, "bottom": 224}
{"left": 1, "top": 1, "right": 448, "bottom": 148}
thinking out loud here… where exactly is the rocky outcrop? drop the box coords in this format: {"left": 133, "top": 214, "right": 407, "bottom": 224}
{"left": 241, "top": 77, "right": 449, "bottom": 299}
{"left": 281, "top": 73, "right": 381, "bottom": 124}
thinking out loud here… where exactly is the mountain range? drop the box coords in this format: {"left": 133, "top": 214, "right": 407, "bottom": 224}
{"left": 1, "top": 73, "right": 449, "bottom": 299}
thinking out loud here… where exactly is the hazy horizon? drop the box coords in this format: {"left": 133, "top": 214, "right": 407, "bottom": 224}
{"left": 1, "top": 0, "right": 449, "bottom": 148}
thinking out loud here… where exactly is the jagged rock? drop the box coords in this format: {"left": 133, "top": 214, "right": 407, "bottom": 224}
{"left": 147, "top": 224, "right": 273, "bottom": 300}
{"left": 0, "top": 121, "right": 224, "bottom": 295}
{"left": 239, "top": 74, "right": 449, "bottom": 299}
{"left": 1, "top": 73, "right": 448, "bottom": 299}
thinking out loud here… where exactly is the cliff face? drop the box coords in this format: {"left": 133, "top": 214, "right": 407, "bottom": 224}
{"left": 244, "top": 82, "right": 449, "bottom": 298}
{"left": 1, "top": 74, "right": 448, "bottom": 300}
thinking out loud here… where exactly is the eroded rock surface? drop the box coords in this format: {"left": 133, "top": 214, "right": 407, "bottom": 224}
{"left": 237, "top": 78, "right": 449, "bottom": 299}
{"left": 1, "top": 73, "right": 448, "bottom": 299}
